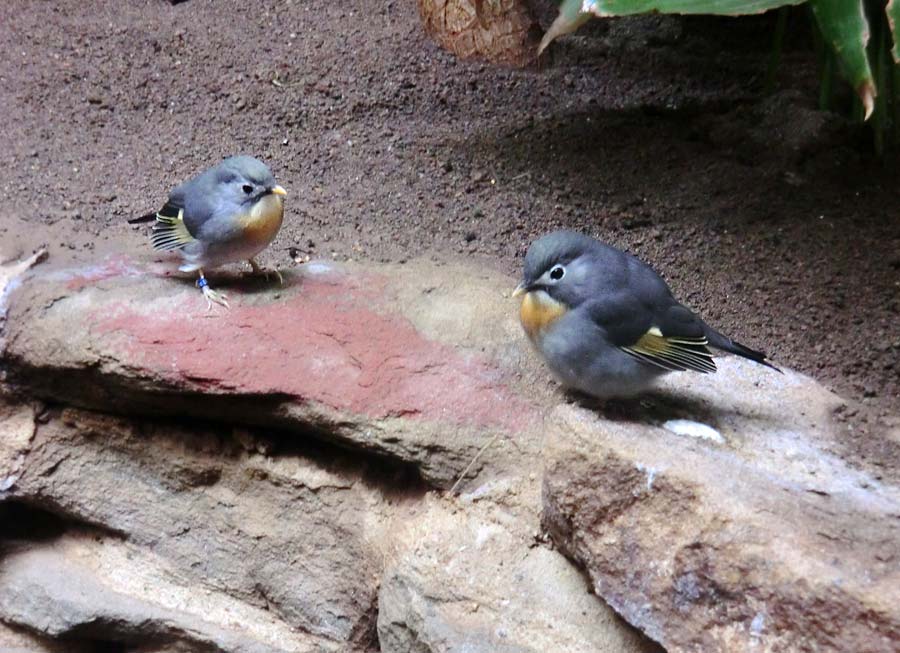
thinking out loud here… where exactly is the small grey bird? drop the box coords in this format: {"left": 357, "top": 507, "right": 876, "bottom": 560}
{"left": 130, "top": 155, "right": 287, "bottom": 308}
{"left": 513, "top": 230, "right": 779, "bottom": 399}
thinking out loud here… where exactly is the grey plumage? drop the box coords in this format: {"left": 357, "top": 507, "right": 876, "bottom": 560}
{"left": 517, "top": 230, "right": 778, "bottom": 399}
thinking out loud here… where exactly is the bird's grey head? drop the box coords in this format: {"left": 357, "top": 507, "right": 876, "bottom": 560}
{"left": 214, "top": 155, "right": 285, "bottom": 207}
{"left": 518, "top": 230, "right": 599, "bottom": 307}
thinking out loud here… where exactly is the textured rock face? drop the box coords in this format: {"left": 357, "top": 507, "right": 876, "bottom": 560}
{"left": 2, "top": 257, "right": 544, "bottom": 488}
{"left": 2, "top": 254, "right": 898, "bottom": 652}
{"left": 377, "top": 493, "right": 662, "bottom": 653}
{"left": 5, "top": 406, "right": 386, "bottom": 648}
{"left": 542, "top": 362, "right": 900, "bottom": 653}
{"left": 0, "top": 534, "right": 331, "bottom": 653}
{"left": 0, "top": 399, "right": 657, "bottom": 653}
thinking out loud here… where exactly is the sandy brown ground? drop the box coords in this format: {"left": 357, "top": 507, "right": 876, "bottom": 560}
{"left": 1, "top": 1, "right": 897, "bottom": 465}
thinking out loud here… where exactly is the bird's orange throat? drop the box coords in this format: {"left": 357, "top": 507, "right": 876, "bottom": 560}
{"left": 239, "top": 194, "right": 285, "bottom": 246}
{"left": 519, "top": 290, "right": 568, "bottom": 340}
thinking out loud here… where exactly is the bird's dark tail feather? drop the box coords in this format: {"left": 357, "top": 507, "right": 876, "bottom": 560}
{"left": 128, "top": 211, "right": 158, "bottom": 224}
{"left": 703, "top": 326, "right": 782, "bottom": 373}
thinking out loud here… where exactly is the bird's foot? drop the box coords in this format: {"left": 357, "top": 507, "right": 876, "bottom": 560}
{"left": 197, "top": 276, "right": 229, "bottom": 310}
{"left": 248, "top": 258, "right": 283, "bottom": 285}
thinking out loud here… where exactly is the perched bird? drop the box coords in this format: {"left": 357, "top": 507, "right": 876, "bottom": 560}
{"left": 129, "top": 155, "right": 287, "bottom": 308}
{"left": 514, "top": 230, "right": 779, "bottom": 399}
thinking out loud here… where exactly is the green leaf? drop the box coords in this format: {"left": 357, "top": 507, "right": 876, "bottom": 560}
{"left": 581, "top": 0, "right": 803, "bottom": 17}
{"left": 809, "top": 0, "right": 875, "bottom": 119}
{"left": 887, "top": 0, "right": 900, "bottom": 64}
{"left": 540, "top": 0, "right": 805, "bottom": 53}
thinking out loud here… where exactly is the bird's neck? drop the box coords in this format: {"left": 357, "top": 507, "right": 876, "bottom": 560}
{"left": 520, "top": 290, "right": 568, "bottom": 340}
{"left": 240, "top": 195, "right": 284, "bottom": 245}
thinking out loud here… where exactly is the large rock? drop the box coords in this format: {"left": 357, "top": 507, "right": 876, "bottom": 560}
{"left": 542, "top": 359, "right": 900, "bottom": 653}
{"left": 1, "top": 256, "right": 547, "bottom": 488}
{"left": 2, "top": 253, "right": 898, "bottom": 653}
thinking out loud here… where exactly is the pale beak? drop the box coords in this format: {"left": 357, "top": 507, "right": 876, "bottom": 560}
{"left": 271, "top": 185, "right": 288, "bottom": 197}
{"left": 512, "top": 282, "right": 527, "bottom": 298}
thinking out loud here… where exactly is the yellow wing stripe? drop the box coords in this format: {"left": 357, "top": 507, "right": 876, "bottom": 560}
{"left": 622, "top": 330, "right": 716, "bottom": 373}
{"left": 150, "top": 208, "right": 195, "bottom": 251}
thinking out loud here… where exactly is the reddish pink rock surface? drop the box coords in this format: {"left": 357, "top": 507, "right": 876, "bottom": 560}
{"left": 3, "top": 256, "right": 545, "bottom": 487}
{"left": 92, "top": 269, "right": 531, "bottom": 432}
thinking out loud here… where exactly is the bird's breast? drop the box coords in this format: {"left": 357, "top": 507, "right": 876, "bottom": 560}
{"left": 519, "top": 290, "right": 568, "bottom": 341}
{"left": 238, "top": 194, "right": 285, "bottom": 246}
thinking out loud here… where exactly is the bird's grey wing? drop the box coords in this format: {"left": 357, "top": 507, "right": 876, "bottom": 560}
{"left": 176, "top": 177, "right": 218, "bottom": 238}
{"left": 584, "top": 296, "right": 716, "bottom": 373}
{"left": 619, "top": 248, "right": 777, "bottom": 371}
{"left": 582, "top": 293, "right": 652, "bottom": 346}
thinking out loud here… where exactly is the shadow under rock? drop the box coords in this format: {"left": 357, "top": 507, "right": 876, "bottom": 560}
{"left": 126, "top": 411, "right": 429, "bottom": 502}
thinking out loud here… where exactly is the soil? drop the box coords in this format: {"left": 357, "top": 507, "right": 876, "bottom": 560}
{"left": 1, "top": 1, "right": 898, "bottom": 460}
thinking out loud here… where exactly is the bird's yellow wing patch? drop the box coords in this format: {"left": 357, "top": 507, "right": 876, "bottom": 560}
{"left": 622, "top": 329, "right": 716, "bottom": 373}
{"left": 520, "top": 291, "right": 568, "bottom": 339}
{"left": 151, "top": 208, "right": 196, "bottom": 251}
{"left": 238, "top": 194, "right": 285, "bottom": 246}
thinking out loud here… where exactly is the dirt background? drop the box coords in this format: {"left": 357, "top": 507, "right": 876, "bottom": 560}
{"left": 1, "top": 1, "right": 898, "bottom": 449}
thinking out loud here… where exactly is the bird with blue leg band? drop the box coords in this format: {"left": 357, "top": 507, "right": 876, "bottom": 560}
{"left": 130, "top": 155, "right": 287, "bottom": 309}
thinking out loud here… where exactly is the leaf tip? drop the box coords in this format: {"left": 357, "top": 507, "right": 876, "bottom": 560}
{"left": 537, "top": 11, "right": 591, "bottom": 57}
{"left": 859, "top": 82, "right": 876, "bottom": 121}
{"left": 537, "top": 31, "right": 555, "bottom": 56}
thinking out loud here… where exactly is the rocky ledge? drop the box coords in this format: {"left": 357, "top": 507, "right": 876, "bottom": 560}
{"left": 0, "top": 253, "right": 897, "bottom": 652}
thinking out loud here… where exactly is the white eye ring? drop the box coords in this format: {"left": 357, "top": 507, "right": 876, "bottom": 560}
{"left": 549, "top": 265, "right": 565, "bottom": 281}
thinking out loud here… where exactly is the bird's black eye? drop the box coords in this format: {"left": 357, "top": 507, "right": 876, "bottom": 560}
{"left": 242, "top": 184, "right": 254, "bottom": 195}
{"left": 550, "top": 265, "right": 565, "bottom": 281}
